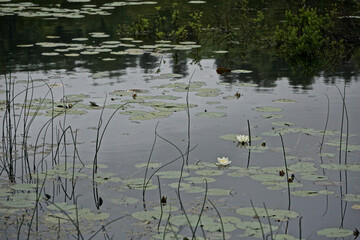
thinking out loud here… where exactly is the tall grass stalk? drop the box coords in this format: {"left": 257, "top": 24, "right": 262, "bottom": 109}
{"left": 208, "top": 199, "right": 225, "bottom": 240}
{"left": 250, "top": 200, "right": 265, "bottom": 240}
{"left": 92, "top": 99, "right": 126, "bottom": 209}
{"left": 157, "top": 175, "right": 164, "bottom": 231}
{"left": 142, "top": 122, "right": 159, "bottom": 208}
{"left": 319, "top": 94, "right": 330, "bottom": 158}
{"left": 185, "top": 70, "right": 195, "bottom": 165}
{"left": 279, "top": 133, "right": 291, "bottom": 211}
{"left": 263, "top": 202, "right": 273, "bottom": 240}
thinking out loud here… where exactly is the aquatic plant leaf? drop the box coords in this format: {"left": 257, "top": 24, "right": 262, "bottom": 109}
{"left": 207, "top": 188, "right": 232, "bottom": 196}
{"left": 237, "top": 221, "right": 278, "bottom": 238}
{"left": 273, "top": 234, "right": 297, "bottom": 240}
{"left": 291, "top": 190, "right": 319, "bottom": 197}
{"left": 262, "top": 114, "right": 284, "bottom": 119}
{"left": 351, "top": 204, "right": 360, "bottom": 210}
{"left": 183, "top": 186, "right": 205, "bottom": 193}
{"left": 78, "top": 209, "right": 110, "bottom": 220}
{"left": 273, "top": 98, "right": 296, "bottom": 103}
{"left": 156, "top": 171, "right": 189, "bottom": 179}
{"left": 253, "top": 106, "right": 284, "bottom": 112}
{"left": 10, "top": 183, "right": 37, "bottom": 191}
{"left": 272, "top": 121, "right": 295, "bottom": 127}
{"left": 247, "top": 145, "right": 269, "bottom": 152}
{"left": 168, "top": 182, "right": 192, "bottom": 189}
{"left": 320, "top": 163, "right": 360, "bottom": 171}
{"left": 317, "top": 228, "right": 353, "bottom": 238}
{"left": 129, "top": 111, "right": 172, "bottom": 120}
{"left": 47, "top": 202, "right": 77, "bottom": 211}
{"left": 232, "top": 69, "right": 252, "bottom": 73}
{"left": 109, "top": 197, "right": 139, "bottom": 205}
{"left": 213, "top": 50, "right": 228, "bottom": 53}
{"left": 170, "top": 215, "right": 214, "bottom": 227}
{"left": 319, "top": 152, "right": 335, "bottom": 158}
{"left": 267, "top": 181, "right": 303, "bottom": 190}
{"left": 132, "top": 210, "right": 168, "bottom": 221}
{"left": 195, "top": 169, "right": 224, "bottom": 176}
{"left": 236, "top": 207, "right": 299, "bottom": 219}
{"left": 300, "top": 173, "right": 328, "bottom": 181}
{"left": 196, "top": 112, "right": 227, "bottom": 118}
{"left": 250, "top": 174, "right": 284, "bottom": 182}
{"left": 185, "top": 176, "right": 216, "bottom": 183}
{"left": 288, "top": 162, "right": 317, "bottom": 173}
{"left": 189, "top": 1, "right": 206, "bottom": 4}
{"left": 123, "top": 178, "right": 157, "bottom": 190}
{"left": 135, "top": 162, "right": 161, "bottom": 169}
{"left": 342, "top": 194, "right": 360, "bottom": 202}
{"left": 219, "top": 134, "right": 238, "bottom": 141}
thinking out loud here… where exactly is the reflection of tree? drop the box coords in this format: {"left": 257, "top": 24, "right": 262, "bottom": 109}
{"left": 169, "top": 52, "right": 189, "bottom": 78}
{"left": 139, "top": 53, "right": 158, "bottom": 74}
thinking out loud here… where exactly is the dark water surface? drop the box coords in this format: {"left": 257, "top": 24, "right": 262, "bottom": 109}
{"left": 1, "top": 0, "right": 360, "bottom": 239}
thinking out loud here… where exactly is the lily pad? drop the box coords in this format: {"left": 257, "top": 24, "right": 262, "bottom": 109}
{"left": 273, "top": 98, "right": 296, "bottom": 103}
{"left": 196, "top": 112, "right": 227, "bottom": 118}
{"left": 236, "top": 207, "right": 299, "bottom": 219}
{"left": 272, "top": 121, "right": 295, "bottom": 127}
{"left": 156, "top": 171, "right": 189, "bottom": 179}
{"left": 195, "top": 169, "right": 224, "bottom": 176}
{"left": 342, "top": 194, "right": 360, "bottom": 202}
{"left": 109, "top": 197, "right": 139, "bottom": 205}
{"left": 232, "top": 69, "right": 252, "bottom": 73}
{"left": 317, "top": 228, "right": 353, "bottom": 238}
{"left": 253, "top": 106, "right": 284, "bottom": 112}
{"left": 262, "top": 114, "right": 283, "bottom": 119}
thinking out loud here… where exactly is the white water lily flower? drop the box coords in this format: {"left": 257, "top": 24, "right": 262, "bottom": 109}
{"left": 216, "top": 157, "right": 231, "bottom": 166}
{"left": 236, "top": 135, "right": 249, "bottom": 145}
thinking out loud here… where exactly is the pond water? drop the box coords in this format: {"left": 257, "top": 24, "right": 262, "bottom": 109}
{"left": 1, "top": 0, "right": 360, "bottom": 239}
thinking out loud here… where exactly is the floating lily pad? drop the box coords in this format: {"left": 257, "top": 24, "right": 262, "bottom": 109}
{"left": 273, "top": 234, "right": 297, "bottom": 240}
{"left": 272, "top": 121, "right": 295, "bottom": 127}
{"left": 196, "top": 112, "right": 227, "bottom": 118}
{"left": 207, "top": 188, "right": 232, "bottom": 196}
{"left": 213, "top": 50, "right": 228, "bottom": 53}
{"left": 288, "top": 162, "right": 317, "bottom": 173}
{"left": 156, "top": 171, "right": 189, "bottom": 179}
{"left": 109, "top": 197, "right": 139, "bottom": 205}
{"left": 236, "top": 82, "right": 258, "bottom": 87}
{"left": 342, "top": 194, "right": 360, "bottom": 202}
{"left": 317, "top": 228, "right": 353, "bottom": 238}
{"left": 320, "top": 163, "right": 360, "bottom": 171}
{"left": 236, "top": 207, "right": 299, "bottom": 219}
{"left": 123, "top": 178, "right": 157, "bottom": 190}
{"left": 129, "top": 111, "right": 172, "bottom": 120}
{"left": 195, "top": 169, "right": 224, "bottom": 176}
{"left": 253, "top": 106, "right": 284, "bottom": 112}
{"left": 135, "top": 162, "right": 161, "bottom": 169}
{"left": 251, "top": 174, "right": 283, "bottom": 182}
{"left": 292, "top": 190, "right": 320, "bottom": 197}
{"left": 232, "top": 69, "right": 252, "bottom": 73}
{"left": 185, "top": 176, "right": 216, "bottom": 184}
{"left": 301, "top": 173, "right": 328, "bottom": 181}
{"left": 262, "top": 114, "right": 283, "bottom": 119}
{"left": 189, "top": 1, "right": 206, "bottom": 4}
{"left": 319, "top": 152, "right": 335, "bottom": 158}
{"left": 10, "top": 183, "right": 37, "bottom": 191}
{"left": 220, "top": 134, "right": 237, "bottom": 141}
{"left": 237, "top": 221, "right": 278, "bottom": 238}
{"left": 273, "top": 98, "right": 296, "bottom": 103}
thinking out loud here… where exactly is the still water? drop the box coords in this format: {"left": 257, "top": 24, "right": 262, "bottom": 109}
{"left": 0, "top": 0, "right": 360, "bottom": 239}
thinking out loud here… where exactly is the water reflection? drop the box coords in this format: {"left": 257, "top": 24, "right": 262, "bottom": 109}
{"left": 0, "top": 0, "right": 359, "bottom": 88}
